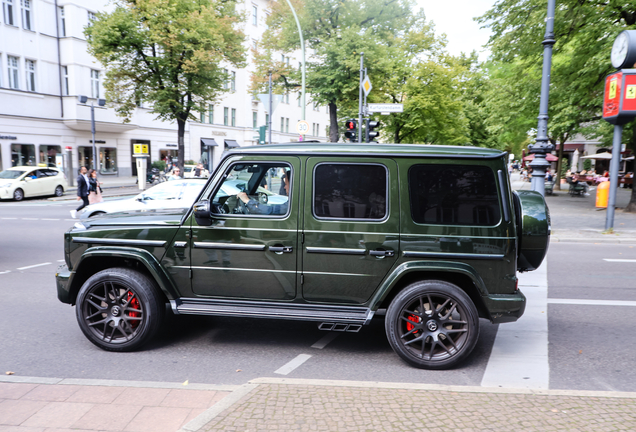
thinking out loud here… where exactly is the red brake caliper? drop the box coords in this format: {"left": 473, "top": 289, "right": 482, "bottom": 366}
{"left": 406, "top": 314, "right": 421, "bottom": 333}
{"left": 126, "top": 292, "right": 141, "bottom": 329}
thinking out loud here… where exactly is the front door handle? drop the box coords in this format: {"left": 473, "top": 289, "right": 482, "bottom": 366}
{"left": 369, "top": 249, "right": 395, "bottom": 257}
{"left": 269, "top": 246, "right": 293, "bottom": 253}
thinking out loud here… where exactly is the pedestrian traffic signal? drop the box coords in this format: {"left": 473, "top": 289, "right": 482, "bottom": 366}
{"left": 344, "top": 119, "right": 357, "bottom": 142}
{"left": 366, "top": 120, "right": 380, "bottom": 143}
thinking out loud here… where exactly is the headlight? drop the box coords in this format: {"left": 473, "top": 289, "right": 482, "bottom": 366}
{"left": 73, "top": 222, "right": 87, "bottom": 231}
{"left": 0, "top": 182, "right": 13, "bottom": 188}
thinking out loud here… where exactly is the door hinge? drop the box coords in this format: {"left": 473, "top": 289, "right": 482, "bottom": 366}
{"left": 300, "top": 274, "right": 304, "bottom": 285}
{"left": 189, "top": 269, "right": 192, "bottom": 279}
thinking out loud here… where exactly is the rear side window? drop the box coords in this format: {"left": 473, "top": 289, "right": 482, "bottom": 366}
{"left": 409, "top": 164, "right": 501, "bottom": 226}
{"left": 313, "top": 163, "right": 387, "bottom": 220}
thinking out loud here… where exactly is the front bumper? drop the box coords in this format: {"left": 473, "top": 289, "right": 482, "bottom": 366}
{"left": 482, "top": 290, "right": 527, "bottom": 324}
{"left": 0, "top": 187, "right": 13, "bottom": 199}
{"left": 55, "top": 264, "right": 74, "bottom": 304}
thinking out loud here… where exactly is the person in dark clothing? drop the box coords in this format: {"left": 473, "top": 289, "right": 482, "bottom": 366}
{"left": 71, "top": 166, "right": 89, "bottom": 218}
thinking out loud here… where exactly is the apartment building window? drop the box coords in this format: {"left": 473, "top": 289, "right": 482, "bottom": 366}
{"left": 200, "top": 104, "right": 206, "bottom": 123}
{"left": 285, "top": 57, "right": 290, "bottom": 65}
{"left": 230, "top": 71, "right": 236, "bottom": 92}
{"left": 208, "top": 104, "right": 214, "bottom": 124}
{"left": 252, "top": 5, "right": 257, "bottom": 26}
{"left": 25, "top": 60, "right": 35, "bottom": 91}
{"left": 252, "top": 40, "right": 257, "bottom": 50}
{"left": 297, "top": 93, "right": 301, "bottom": 107}
{"left": 20, "top": 0, "right": 31, "bottom": 30}
{"left": 285, "top": 92, "right": 289, "bottom": 104}
{"left": 286, "top": 118, "right": 289, "bottom": 133}
{"left": 8, "top": 56, "right": 19, "bottom": 89}
{"left": 265, "top": 114, "right": 269, "bottom": 128}
{"left": 280, "top": 54, "right": 285, "bottom": 63}
{"left": 313, "top": 101, "right": 319, "bottom": 111}
{"left": 252, "top": 112, "right": 257, "bottom": 129}
{"left": 3, "top": 0, "right": 14, "bottom": 26}
{"left": 58, "top": 6, "right": 65, "bottom": 36}
{"left": 88, "top": 11, "right": 96, "bottom": 22}
{"left": 90, "top": 70, "right": 100, "bottom": 98}
{"left": 223, "top": 68, "right": 228, "bottom": 89}
{"left": 62, "top": 66, "right": 69, "bottom": 95}
{"left": 223, "top": 107, "right": 229, "bottom": 126}
{"left": 280, "top": 117, "right": 284, "bottom": 132}
{"left": 231, "top": 108, "right": 236, "bottom": 127}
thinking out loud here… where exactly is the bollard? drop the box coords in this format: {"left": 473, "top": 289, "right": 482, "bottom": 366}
{"left": 596, "top": 180, "right": 610, "bottom": 208}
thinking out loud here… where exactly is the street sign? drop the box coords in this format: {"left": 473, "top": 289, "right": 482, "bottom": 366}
{"left": 362, "top": 75, "right": 372, "bottom": 96}
{"left": 296, "top": 120, "right": 309, "bottom": 135}
{"left": 367, "top": 103, "right": 403, "bottom": 113}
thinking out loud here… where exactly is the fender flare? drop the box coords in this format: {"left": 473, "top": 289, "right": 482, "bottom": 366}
{"left": 68, "top": 246, "right": 179, "bottom": 303}
{"left": 370, "top": 260, "right": 489, "bottom": 311}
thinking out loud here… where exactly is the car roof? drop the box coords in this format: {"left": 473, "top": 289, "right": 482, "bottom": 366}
{"left": 8, "top": 166, "right": 59, "bottom": 171}
{"left": 225, "top": 143, "right": 506, "bottom": 160}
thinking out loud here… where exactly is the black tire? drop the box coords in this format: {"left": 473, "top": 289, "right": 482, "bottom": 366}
{"left": 75, "top": 267, "right": 165, "bottom": 352}
{"left": 13, "top": 188, "right": 24, "bottom": 201}
{"left": 54, "top": 185, "right": 64, "bottom": 197}
{"left": 385, "top": 280, "right": 479, "bottom": 370}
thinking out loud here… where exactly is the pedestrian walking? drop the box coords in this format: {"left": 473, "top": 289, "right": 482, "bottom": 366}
{"left": 70, "top": 166, "right": 89, "bottom": 218}
{"left": 88, "top": 169, "right": 103, "bottom": 204}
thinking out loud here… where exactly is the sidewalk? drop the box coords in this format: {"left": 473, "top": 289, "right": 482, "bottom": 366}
{"left": 2, "top": 376, "right": 636, "bottom": 431}
{"left": 50, "top": 176, "right": 143, "bottom": 201}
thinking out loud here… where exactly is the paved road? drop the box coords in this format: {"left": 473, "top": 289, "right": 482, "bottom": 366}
{"left": 1, "top": 198, "right": 635, "bottom": 393}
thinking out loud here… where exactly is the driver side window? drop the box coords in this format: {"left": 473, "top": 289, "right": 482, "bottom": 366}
{"left": 210, "top": 162, "right": 291, "bottom": 217}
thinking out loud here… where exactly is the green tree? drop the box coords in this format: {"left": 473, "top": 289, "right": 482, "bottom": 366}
{"left": 478, "top": 0, "right": 636, "bottom": 207}
{"left": 85, "top": 0, "right": 246, "bottom": 173}
{"left": 256, "top": 0, "right": 418, "bottom": 142}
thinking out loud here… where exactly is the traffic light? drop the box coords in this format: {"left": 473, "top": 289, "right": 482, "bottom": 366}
{"left": 344, "top": 119, "right": 357, "bottom": 142}
{"left": 366, "top": 119, "right": 380, "bottom": 143}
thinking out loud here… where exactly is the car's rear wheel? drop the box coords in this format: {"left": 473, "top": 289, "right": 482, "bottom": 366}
{"left": 75, "top": 268, "right": 164, "bottom": 352}
{"left": 54, "top": 185, "right": 64, "bottom": 197}
{"left": 13, "top": 188, "right": 24, "bottom": 201}
{"left": 385, "top": 280, "right": 479, "bottom": 370}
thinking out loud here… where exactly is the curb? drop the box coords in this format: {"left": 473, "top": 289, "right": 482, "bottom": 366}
{"left": 551, "top": 237, "right": 636, "bottom": 244}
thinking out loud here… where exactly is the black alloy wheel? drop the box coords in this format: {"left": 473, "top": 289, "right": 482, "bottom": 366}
{"left": 13, "top": 188, "right": 24, "bottom": 201}
{"left": 75, "top": 268, "right": 164, "bottom": 351}
{"left": 385, "top": 280, "right": 479, "bottom": 370}
{"left": 55, "top": 185, "right": 64, "bottom": 197}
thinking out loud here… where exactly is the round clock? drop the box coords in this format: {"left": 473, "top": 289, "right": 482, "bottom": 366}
{"left": 611, "top": 30, "right": 636, "bottom": 69}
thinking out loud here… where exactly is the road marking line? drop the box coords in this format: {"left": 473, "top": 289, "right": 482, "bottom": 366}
{"left": 603, "top": 258, "right": 636, "bottom": 263}
{"left": 482, "top": 262, "right": 549, "bottom": 390}
{"left": 0, "top": 270, "right": 10, "bottom": 275}
{"left": 17, "top": 262, "right": 52, "bottom": 271}
{"left": 548, "top": 298, "right": 636, "bottom": 307}
{"left": 57, "top": 259, "right": 65, "bottom": 262}
{"left": 41, "top": 218, "right": 60, "bottom": 221}
{"left": 22, "top": 218, "right": 39, "bottom": 220}
{"left": 1, "top": 217, "right": 18, "bottom": 220}
{"left": 311, "top": 332, "right": 340, "bottom": 349}
{"left": 274, "top": 354, "right": 312, "bottom": 375}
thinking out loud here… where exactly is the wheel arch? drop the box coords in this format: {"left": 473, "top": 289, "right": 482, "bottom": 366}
{"left": 371, "top": 261, "right": 491, "bottom": 320}
{"left": 66, "top": 248, "right": 178, "bottom": 306}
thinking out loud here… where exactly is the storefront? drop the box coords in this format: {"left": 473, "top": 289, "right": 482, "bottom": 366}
{"left": 78, "top": 146, "right": 95, "bottom": 171}
{"left": 39, "top": 145, "right": 62, "bottom": 168}
{"left": 11, "top": 143, "right": 36, "bottom": 166}
{"left": 99, "top": 147, "right": 118, "bottom": 174}
{"left": 159, "top": 143, "right": 179, "bottom": 169}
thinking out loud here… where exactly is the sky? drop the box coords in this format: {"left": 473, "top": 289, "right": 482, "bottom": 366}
{"left": 415, "top": 0, "right": 496, "bottom": 61}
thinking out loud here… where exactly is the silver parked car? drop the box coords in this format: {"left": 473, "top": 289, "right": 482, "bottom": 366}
{"left": 79, "top": 179, "right": 206, "bottom": 220}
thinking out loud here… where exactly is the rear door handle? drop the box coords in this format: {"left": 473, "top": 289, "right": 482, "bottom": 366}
{"left": 370, "top": 250, "right": 395, "bottom": 257}
{"left": 269, "top": 246, "right": 293, "bottom": 253}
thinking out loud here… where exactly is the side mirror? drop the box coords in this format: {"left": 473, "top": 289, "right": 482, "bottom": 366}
{"left": 24, "top": 177, "right": 32, "bottom": 182}
{"left": 136, "top": 194, "right": 144, "bottom": 202}
{"left": 193, "top": 199, "right": 212, "bottom": 226}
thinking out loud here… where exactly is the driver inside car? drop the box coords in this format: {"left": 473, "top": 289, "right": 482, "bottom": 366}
{"left": 236, "top": 169, "right": 290, "bottom": 216}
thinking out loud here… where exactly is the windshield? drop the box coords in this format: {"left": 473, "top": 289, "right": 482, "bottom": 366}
{"left": 0, "top": 170, "right": 25, "bottom": 179}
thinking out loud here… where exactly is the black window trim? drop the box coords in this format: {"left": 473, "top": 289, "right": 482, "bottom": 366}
{"left": 407, "top": 163, "right": 503, "bottom": 228}
{"left": 311, "top": 161, "right": 389, "bottom": 223}
{"left": 208, "top": 160, "right": 293, "bottom": 220}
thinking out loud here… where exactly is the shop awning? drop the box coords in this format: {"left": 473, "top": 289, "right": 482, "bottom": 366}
{"left": 200, "top": 138, "right": 218, "bottom": 147}
{"left": 225, "top": 140, "right": 240, "bottom": 148}
{"left": 522, "top": 153, "right": 558, "bottom": 162}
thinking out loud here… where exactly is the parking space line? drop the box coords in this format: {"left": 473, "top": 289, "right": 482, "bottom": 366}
{"left": 548, "top": 298, "right": 636, "bottom": 307}
{"left": 311, "top": 332, "right": 340, "bottom": 349}
{"left": 603, "top": 258, "right": 636, "bottom": 263}
{"left": 17, "top": 262, "right": 52, "bottom": 271}
{"left": 274, "top": 354, "right": 312, "bottom": 375}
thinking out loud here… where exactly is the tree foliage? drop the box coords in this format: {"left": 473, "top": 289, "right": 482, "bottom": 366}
{"left": 85, "top": 0, "right": 246, "bottom": 172}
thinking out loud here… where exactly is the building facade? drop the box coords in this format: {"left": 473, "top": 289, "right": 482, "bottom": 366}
{"left": 0, "top": 0, "right": 330, "bottom": 177}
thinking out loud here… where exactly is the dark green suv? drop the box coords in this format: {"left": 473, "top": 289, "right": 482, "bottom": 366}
{"left": 56, "top": 143, "right": 550, "bottom": 369}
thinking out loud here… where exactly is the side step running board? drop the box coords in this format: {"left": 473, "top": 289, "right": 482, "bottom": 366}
{"left": 318, "top": 322, "right": 362, "bottom": 332}
{"left": 172, "top": 298, "right": 374, "bottom": 324}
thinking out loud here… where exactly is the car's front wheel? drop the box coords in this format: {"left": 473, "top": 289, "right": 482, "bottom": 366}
{"left": 13, "top": 188, "right": 24, "bottom": 201}
{"left": 54, "top": 185, "right": 64, "bottom": 197}
{"left": 385, "top": 280, "right": 479, "bottom": 370}
{"left": 75, "top": 267, "right": 164, "bottom": 352}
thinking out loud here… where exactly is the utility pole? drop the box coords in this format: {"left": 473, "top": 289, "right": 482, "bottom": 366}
{"left": 268, "top": 73, "right": 273, "bottom": 145}
{"left": 358, "top": 53, "right": 364, "bottom": 143}
{"left": 528, "top": 0, "right": 556, "bottom": 196}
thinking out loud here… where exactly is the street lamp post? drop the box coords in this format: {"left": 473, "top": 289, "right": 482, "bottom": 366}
{"left": 78, "top": 96, "right": 106, "bottom": 171}
{"left": 528, "top": 0, "right": 556, "bottom": 196}
{"left": 284, "top": 0, "right": 305, "bottom": 124}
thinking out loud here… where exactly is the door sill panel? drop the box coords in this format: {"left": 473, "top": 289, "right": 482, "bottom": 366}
{"left": 173, "top": 298, "right": 373, "bottom": 324}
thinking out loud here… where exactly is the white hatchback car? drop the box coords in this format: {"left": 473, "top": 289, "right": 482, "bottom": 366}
{"left": 0, "top": 166, "right": 68, "bottom": 201}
